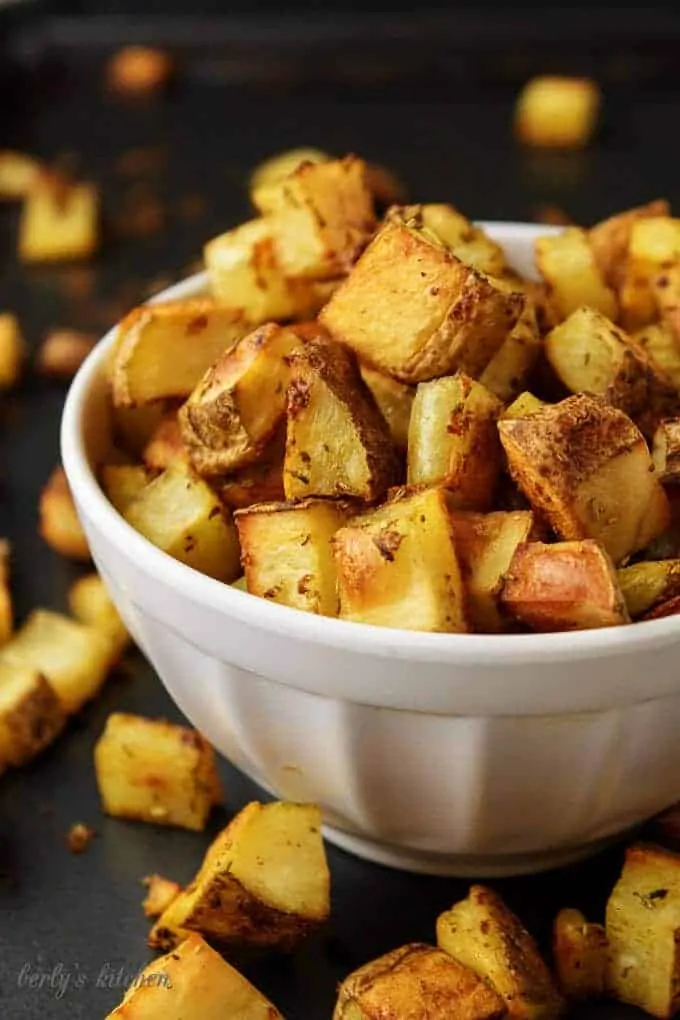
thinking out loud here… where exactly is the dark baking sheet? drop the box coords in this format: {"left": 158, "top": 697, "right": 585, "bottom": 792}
{"left": 1, "top": 28, "right": 680, "bottom": 1019}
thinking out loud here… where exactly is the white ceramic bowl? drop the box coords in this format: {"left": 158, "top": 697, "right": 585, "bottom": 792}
{"left": 61, "top": 223, "right": 680, "bottom": 877}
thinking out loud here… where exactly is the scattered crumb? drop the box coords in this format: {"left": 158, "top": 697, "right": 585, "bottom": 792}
{"left": 106, "top": 46, "right": 174, "bottom": 97}
{"left": 533, "top": 203, "right": 573, "bottom": 226}
{"left": 38, "top": 329, "right": 96, "bottom": 380}
{"left": 115, "top": 146, "right": 167, "bottom": 178}
{"left": 67, "top": 822, "right": 96, "bottom": 854}
{"left": 141, "top": 873, "right": 182, "bottom": 917}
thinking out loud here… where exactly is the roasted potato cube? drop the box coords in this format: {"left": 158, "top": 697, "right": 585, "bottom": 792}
{"left": 249, "top": 146, "right": 330, "bottom": 192}
{"left": 334, "top": 943, "right": 506, "bottom": 1020}
{"left": 654, "top": 262, "right": 680, "bottom": 343}
{"left": 112, "top": 401, "right": 169, "bottom": 457}
{"left": 105, "top": 932, "right": 284, "bottom": 1020}
{"left": 359, "top": 363, "right": 415, "bottom": 449}
{"left": 142, "top": 874, "right": 182, "bottom": 918}
{"left": 589, "top": 200, "right": 670, "bottom": 290}
{"left": 606, "top": 843, "right": 680, "bottom": 1018}
{"left": 501, "top": 392, "right": 547, "bottom": 419}
{"left": 392, "top": 203, "right": 507, "bottom": 277}
{"left": 0, "top": 609, "right": 114, "bottom": 713}
{"left": 617, "top": 560, "right": 680, "bottom": 618}
{"left": 553, "top": 908, "right": 608, "bottom": 999}
{"left": 101, "top": 464, "right": 149, "bottom": 515}
{"left": 498, "top": 394, "right": 669, "bottom": 563}
{"left": 39, "top": 465, "right": 90, "bottom": 560}
{"left": 106, "top": 45, "right": 173, "bottom": 97}
{"left": 217, "top": 429, "right": 286, "bottom": 509}
{"left": 0, "top": 663, "right": 66, "bottom": 768}
{"left": 142, "top": 411, "right": 186, "bottom": 472}
{"left": 535, "top": 228, "right": 617, "bottom": 322}
{"left": 180, "top": 323, "right": 300, "bottom": 476}
{"left": 0, "top": 312, "right": 26, "bottom": 389}
{"left": 332, "top": 486, "right": 467, "bottom": 632}
{"left": 653, "top": 419, "right": 680, "bottom": 482}
{"left": 480, "top": 298, "right": 542, "bottom": 402}
{"left": 124, "top": 459, "right": 240, "bottom": 582}
{"left": 235, "top": 498, "right": 349, "bottom": 615}
{"left": 515, "top": 75, "right": 600, "bottom": 149}
{"left": 408, "top": 373, "right": 502, "bottom": 510}
{"left": 37, "top": 328, "right": 95, "bottom": 379}
{"left": 95, "top": 713, "right": 221, "bottom": 831}
{"left": 111, "top": 301, "right": 246, "bottom": 408}
{"left": 19, "top": 176, "right": 98, "bottom": 262}
{"left": 621, "top": 217, "right": 680, "bottom": 330}
{"left": 68, "top": 573, "right": 130, "bottom": 658}
{"left": 284, "top": 337, "right": 398, "bottom": 501}
{"left": 449, "top": 511, "right": 535, "bottom": 632}
{"left": 634, "top": 323, "right": 680, "bottom": 391}
{"left": 501, "top": 540, "right": 628, "bottom": 632}
{"left": 437, "top": 884, "right": 564, "bottom": 1020}
{"left": 320, "top": 217, "right": 524, "bottom": 383}
{"left": 0, "top": 150, "right": 40, "bottom": 200}
{"left": 252, "top": 155, "right": 375, "bottom": 280}
{"left": 150, "top": 800, "right": 330, "bottom": 950}
{"left": 0, "top": 540, "right": 12, "bottom": 646}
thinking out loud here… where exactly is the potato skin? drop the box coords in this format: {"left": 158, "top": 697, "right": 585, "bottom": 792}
{"left": 0, "top": 664, "right": 66, "bottom": 768}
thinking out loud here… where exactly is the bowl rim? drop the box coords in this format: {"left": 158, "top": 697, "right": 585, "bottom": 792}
{"left": 61, "top": 221, "right": 680, "bottom": 668}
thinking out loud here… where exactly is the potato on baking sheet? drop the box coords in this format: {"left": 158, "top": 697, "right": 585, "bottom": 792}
{"left": 617, "top": 559, "right": 680, "bottom": 619}
{"left": 535, "top": 228, "right": 617, "bottom": 322}
{"left": 0, "top": 662, "right": 66, "bottom": 769}
{"left": 621, "top": 216, "right": 680, "bottom": 330}
{"left": 553, "top": 908, "right": 608, "bottom": 999}
{"left": 0, "top": 150, "right": 40, "bottom": 199}
{"left": 141, "top": 410, "right": 186, "bottom": 472}
{"left": 653, "top": 419, "right": 680, "bottom": 483}
{"left": 0, "top": 312, "right": 27, "bottom": 389}
{"left": 180, "top": 323, "right": 300, "bottom": 476}
{"left": 332, "top": 486, "right": 467, "bottom": 632}
{"left": 590, "top": 199, "right": 670, "bottom": 290}
{"left": 105, "top": 932, "right": 284, "bottom": 1020}
{"left": 37, "top": 329, "right": 95, "bottom": 379}
{"left": 319, "top": 216, "right": 523, "bottom": 383}
{"left": 437, "top": 884, "right": 564, "bottom": 1020}
{"left": 359, "top": 363, "right": 414, "bottom": 449}
{"left": 111, "top": 300, "right": 247, "bottom": 408}
{"left": 101, "top": 464, "right": 149, "bottom": 514}
{"left": 498, "top": 394, "right": 669, "bottom": 564}
{"left": 407, "top": 372, "right": 502, "bottom": 510}
{"left": 514, "top": 75, "right": 600, "bottom": 149}
{"left": 283, "top": 336, "right": 398, "bottom": 501}
{"left": 142, "top": 874, "right": 182, "bottom": 918}
{"left": 39, "top": 465, "right": 90, "bottom": 560}
{"left": 606, "top": 843, "right": 680, "bottom": 1018}
{"left": 235, "top": 498, "right": 350, "bottom": 616}
{"left": 19, "top": 176, "right": 99, "bottom": 262}
{"left": 68, "top": 573, "right": 130, "bottom": 658}
{"left": 150, "top": 800, "right": 329, "bottom": 951}
{"left": 95, "top": 713, "right": 221, "bottom": 831}
{"left": 333, "top": 943, "right": 506, "bottom": 1020}
{"left": 634, "top": 322, "right": 680, "bottom": 392}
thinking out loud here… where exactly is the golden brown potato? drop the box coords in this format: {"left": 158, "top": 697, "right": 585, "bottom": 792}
{"left": 106, "top": 45, "right": 173, "bottom": 97}
{"left": 606, "top": 843, "right": 680, "bottom": 1018}
{"left": 235, "top": 498, "right": 350, "bottom": 615}
{"left": 589, "top": 199, "right": 670, "bottom": 290}
{"left": 501, "top": 540, "right": 629, "bottom": 631}
{"left": 653, "top": 419, "right": 680, "bottom": 482}
{"left": 37, "top": 329, "right": 95, "bottom": 379}
{"left": 332, "top": 486, "right": 468, "bottom": 632}
{"left": 408, "top": 373, "right": 502, "bottom": 510}
{"left": 252, "top": 155, "right": 375, "bottom": 280}
{"left": 334, "top": 943, "right": 507, "bottom": 1020}
{"left": 19, "top": 175, "right": 99, "bottom": 262}
{"left": 283, "top": 336, "right": 398, "bottom": 501}
{"left": 105, "top": 932, "right": 284, "bottom": 1020}
{"left": 535, "top": 228, "right": 617, "bottom": 322}
{"left": 617, "top": 560, "right": 680, "bottom": 619}
{"left": 216, "top": 429, "right": 286, "bottom": 509}
{"left": 68, "top": 573, "right": 130, "bottom": 659}
{"left": 319, "top": 217, "right": 524, "bottom": 384}
{"left": 150, "top": 801, "right": 330, "bottom": 951}
{"left": 480, "top": 298, "right": 542, "bottom": 402}
{"left": 553, "top": 908, "right": 608, "bottom": 999}
{"left": 359, "top": 363, "right": 415, "bottom": 449}
{"left": 0, "top": 609, "right": 115, "bottom": 714}
{"left": 249, "top": 147, "right": 330, "bottom": 193}
{"left": 111, "top": 300, "right": 247, "bottom": 409}
{"left": 95, "top": 713, "right": 221, "bottom": 831}
{"left": 654, "top": 262, "right": 680, "bottom": 342}
{"left": 142, "top": 411, "right": 186, "bottom": 472}
{"left": 392, "top": 203, "right": 507, "bottom": 277}
{"left": 621, "top": 217, "right": 680, "bottom": 330}
{"left": 437, "top": 884, "right": 564, "bottom": 1020}
{"left": 112, "top": 401, "right": 169, "bottom": 457}
{"left": 0, "top": 150, "right": 40, "bottom": 200}
{"left": 0, "top": 663, "right": 66, "bottom": 768}
{"left": 101, "top": 464, "right": 149, "bottom": 515}
{"left": 39, "top": 466, "right": 90, "bottom": 560}
{"left": 634, "top": 323, "right": 680, "bottom": 392}
{"left": 501, "top": 392, "right": 547, "bottom": 420}
{"left": 514, "top": 76, "right": 600, "bottom": 149}
{"left": 142, "top": 874, "right": 182, "bottom": 918}
{"left": 0, "top": 312, "right": 26, "bottom": 389}
{"left": 123, "top": 459, "right": 241, "bottom": 583}
{"left": 0, "top": 540, "right": 12, "bottom": 647}
{"left": 449, "top": 511, "right": 535, "bottom": 632}
{"left": 498, "top": 394, "right": 669, "bottom": 564}
{"left": 180, "top": 323, "right": 300, "bottom": 476}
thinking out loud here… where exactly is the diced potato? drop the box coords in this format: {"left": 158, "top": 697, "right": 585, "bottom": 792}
{"left": 19, "top": 176, "right": 99, "bottom": 262}
{"left": 95, "top": 713, "right": 221, "bottom": 831}
{"left": 284, "top": 336, "right": 398, "bottom": 501}
{"left": 617, "top": 560, "right": 680, "bottom": 618}
{"left": 68, "top": 573, "right": 130, "bottom": 658}
{"left": 394, "top": 203, "right": 507, "bottom": 277}
{"left": 653, "top": 419, "right": 680, "bottom": 483}
{"left": 332, "top": 487, "right": 468, "bottom": 632}
{"left": 0, "top": 312, "right": 26, "bottom": 389}
{"left": 180, "top": 323, "right": 300, "bottom": 476}
{"left": 123, "top": 460, "right": 241, "bottom": 582}
{"left": 501, "top": 540, "right": 629, "bottom": 631}
{"left": 654, "top": 262, "right": 680, "bottom": 343}
{"left": 590, "top": 200, "right": 670, "bottom": 290}
{"left": 252, "top": 155, "right": 375, "bottom": 280}
{"left": 249, "top": 146, "right": 330, "bottom": 192}
{"left": 333, "top": 944, "right": 506, "bottom": 1020}
{"left": 111, "top": 300, "right": 247, "bottom": 408}
{"left": 0, "top": 150, "right": 40, "bottom": 200}
{"left": 0, "top": 539, "right": 12, "bottom": 646}
{"left": 0, "top": 663, "right": 66, "bottom": 768}
{"left": 101, "top": 464, "right": 149, "bottom": 515}
{"left": 105, "top": 932, "right": 284, "bottom": 1020}
{"left": 501, "top": 392, "right": 547, "bottom": 419}
{"left": 37, "top": 329, "right": 95, "bottom": 379}
{"left": 498, "top": 394, "right": 669, "bottom": 564}
{"left": 553, "top": 908, "right": 608, "bottom": 999}
{"left": 39, "top": 465, "right": 90, "bottom": 560}
{"left": 150, "top": 801, "right": 330, "bottom": 951}
{"left": 112, "top": 402, "right": 169, "bottom": 457}
{"left": 480, "top": 298, "right": 542, "bottom": 401}
{"left": 535, "top": 228, "right": 617, "bottom": 321}
{"left": 142, "top": 874, "right": 182, "bottom": 918}
{"left": 606, "top": 843, "right": 680, "bottom": 1018}
{"left": 217, "top": 429, "right": 286, "bottom": 509}
{"left": 235, "top": 498, "right": 350, "bottom": 615}
{"left": 407, "top": 373, "right": 502, "bottom": 510}
{"left": 0, "top": 609, "right": 114, "bottom": 713}
{"left": 106, "top": 45, "right": 173, "bottom": 97}
{"left": 514, "top": 75, "right": 600, "bottom": 149}
{"left": 359, "top": 363, "right": 415, "bottom": 449}
{"left": 634, "top": 323, "right": 680, "bottom": 391}
{"left": 437, "top": 884, "right": 564, "bottom": 1020}
{"left": 320, "top": 217, "right": 524, "bottom": 383}
{"left": 449, "top": 511, "right": 535, "bottom": 632}
{"left": 142, "top": 411, "right": 186, "bottom": 472}
{"left": 622, "top": 217, "right": 680, "bottom": 330}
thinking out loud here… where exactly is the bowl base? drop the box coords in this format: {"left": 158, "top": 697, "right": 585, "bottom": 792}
{"left": 322, "top": 824, "right": 620, "bottom": 877}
